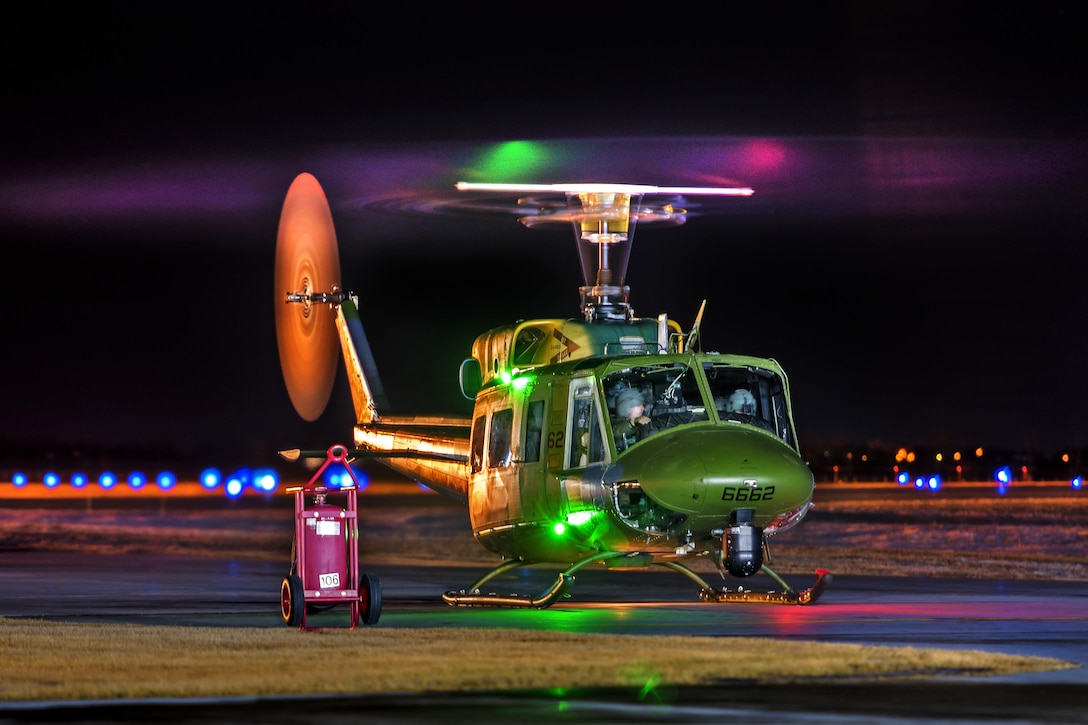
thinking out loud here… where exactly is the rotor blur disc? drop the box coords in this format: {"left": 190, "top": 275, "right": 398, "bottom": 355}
{"left": 275, "top": 173, "right": 341, "bottom": 421}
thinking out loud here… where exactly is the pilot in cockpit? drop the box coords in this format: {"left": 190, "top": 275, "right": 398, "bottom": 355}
{"left": 612, "top": 387, "right": 650, "bottom": 451}
{"left": 723, "top": 388, "right": 757, "bottom": 421}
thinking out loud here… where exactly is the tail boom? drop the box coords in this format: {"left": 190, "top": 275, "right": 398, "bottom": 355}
{"left": 353, "top": 417, "right": 471, "bottom": 501}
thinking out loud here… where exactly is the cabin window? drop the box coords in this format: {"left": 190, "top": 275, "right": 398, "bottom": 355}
{"left": 703, "top": 362, "right": 795, "bottom": 446}
{"left": 603, "top": 362, "right": 709, "bottom": 451}
{"left": 569, "top": 379, "right": 604, "bottom": 468}
{"left": 488, "top": 408, "right": 514, "bottom": 468}
{"left": 523, "top": 399, "right": 544, "bottom": 463}
{"left": 513, "top": 326, "right": 548, "bottom": 367}
{"left": 470, "top": 416, "right": 487, "bottom": 473}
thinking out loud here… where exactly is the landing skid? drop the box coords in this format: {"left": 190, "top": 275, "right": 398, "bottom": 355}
{"left": 442, "top": 553, "right": 831, "bottom": 608}
{"left": 442, "top": 551, "right": 624, "bottom": 608}
{"left": 661, "top": 562, "right": 832, "bottom": 605}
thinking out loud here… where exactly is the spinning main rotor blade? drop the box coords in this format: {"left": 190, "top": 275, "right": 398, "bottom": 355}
{"left": 456, "top": 182, "right": 754, "bottom": 196}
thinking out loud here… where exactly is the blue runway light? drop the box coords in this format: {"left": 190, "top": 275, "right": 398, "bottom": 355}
{"left": 1072, "top": 476, "right": 1083, "bottom": 491}
{"left": 995, "top": 466, "right": 1013, "bottom": 485}
{"left": 44, "top": 472, "right": 60, "bottom": 488}
{"left": 927, "top": 475, "right": 942, "bottom": 491}
{"left": 224, "top": 475, "right": 245, "bottom": 499}
{"left": 71, "top": 473, "right": 88, "bottom": 489}
{"left": 199, "top": 467, "right": 222, "bottom": 490}
{"left": 12, "top": 472, "right": 28, "bottom": 487}
{"left": 156, "top": 471, "right": 176, "bottom": 490}
{"left": 897, "top": 472, "right": 910, "bottom": 485}
{"left": 128, "top": 472, "right": 147, "bottom": 490}
{"left": 321, "top": 464, "right": 367, "bottom": 490}
{"left": 914, "top": 477, "right": 925, "bottom": 490}
{"left": 252, "top": 468, "right": 278, "bottom": 493}
{"left": 99, "top": 472, "right": 117, "bottom": 489}
{"left": 323, "top": 467, "right": 348, "bottom": 488}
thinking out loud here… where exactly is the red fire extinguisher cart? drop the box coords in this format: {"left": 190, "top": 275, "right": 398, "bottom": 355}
{"left": 280, "top": 444, "right": 381, "bottom": 630}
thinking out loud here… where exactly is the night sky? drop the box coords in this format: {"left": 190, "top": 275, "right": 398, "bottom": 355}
{"left": 3, "top": 4, "right": 1087, "bottom": 472}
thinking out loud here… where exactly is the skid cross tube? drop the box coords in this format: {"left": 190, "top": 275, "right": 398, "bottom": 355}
{"left": 443, "top": 551, "right": 636, "bottom": 608}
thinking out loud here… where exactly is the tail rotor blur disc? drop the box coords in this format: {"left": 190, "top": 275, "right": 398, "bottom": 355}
{"left": 275, "top": 173, "right": 341, "bottom": 421}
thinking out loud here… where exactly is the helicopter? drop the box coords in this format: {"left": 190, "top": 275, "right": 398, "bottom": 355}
{"left": 275, "top": 172, "right": 830, "bottom": 608}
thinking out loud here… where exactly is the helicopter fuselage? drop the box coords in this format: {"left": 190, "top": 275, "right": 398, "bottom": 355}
{"left": 351, "top": 311, "right": 814, "bottom": 576}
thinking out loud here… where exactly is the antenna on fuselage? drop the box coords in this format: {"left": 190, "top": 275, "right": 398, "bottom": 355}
{"left": 455, "top": 182, "right": 753, "bottom": 323}
{"left": 684, "top": 299, "right": 707, "bottom": 353}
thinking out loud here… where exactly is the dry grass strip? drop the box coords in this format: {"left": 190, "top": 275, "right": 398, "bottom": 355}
{"left": 1, "top": 618, "right": 1075, "bottom": 702}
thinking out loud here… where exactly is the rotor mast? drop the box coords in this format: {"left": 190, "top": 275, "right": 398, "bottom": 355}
{"left": 574, "top": 190, "right": 638, "bottom": 322}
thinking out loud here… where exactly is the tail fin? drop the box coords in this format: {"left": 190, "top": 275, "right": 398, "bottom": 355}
{"left": 334, "top": 295, "right": 389, "bottom": 425}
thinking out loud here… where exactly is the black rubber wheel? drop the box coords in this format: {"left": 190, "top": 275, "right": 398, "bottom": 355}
{"left": 360, "top": 572, "right": 382, "bottom": 626}
{"left": 281, "top": 573, "right": 305, "bottom": 627}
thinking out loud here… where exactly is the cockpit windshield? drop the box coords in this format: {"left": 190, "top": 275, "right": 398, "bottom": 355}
{"left": 703, "top": 361, "right": 796, "bottom": 447}
{"left": 603, "top": 362, "right": 709, "bottom": 452}
{"left": 601, "top": 359, "right": 797, "bottom": 452}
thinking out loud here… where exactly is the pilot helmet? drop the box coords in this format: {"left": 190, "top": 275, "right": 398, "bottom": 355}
{"left": 726, "top": 389, "right": 756, "bottom": 415}
{"left": 615, "top": 388, "right": 645, "bottom": 417}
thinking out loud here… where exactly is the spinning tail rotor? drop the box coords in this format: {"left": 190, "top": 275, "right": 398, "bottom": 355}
{"left": 275, "top": 173, "right": 343, "bottom": 421}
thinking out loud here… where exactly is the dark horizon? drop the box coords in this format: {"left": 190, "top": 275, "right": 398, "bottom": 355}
{"left": 3, "top": 5, "right": 1086, "bottom": 465}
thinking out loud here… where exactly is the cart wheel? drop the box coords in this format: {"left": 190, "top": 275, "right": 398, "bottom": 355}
{"left": 360, "top": 572, "right": 382, "bottom": 626}
{"left": 281, "top": 573, "right": 305, "bottom": 627}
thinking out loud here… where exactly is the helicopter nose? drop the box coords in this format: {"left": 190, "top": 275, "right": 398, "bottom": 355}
{"left": 615, "top": 427, "right": 814, "bottom": 525}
